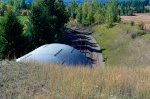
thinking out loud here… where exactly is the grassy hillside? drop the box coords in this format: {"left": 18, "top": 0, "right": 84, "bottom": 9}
{"left": 0, "top": 61, "right": 150, "bottom": 99}
{"left": 93, "top": 23, "right": 150, "bottom": 66}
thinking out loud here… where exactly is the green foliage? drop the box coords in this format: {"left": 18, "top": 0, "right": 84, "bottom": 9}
{"left": 0, "top": 11, "right": 24, "bottom": 59}
{"left": 0, "top": 2, "right": 5, "bottom": 16}
{"left": 30, "top": 0, "right": 69, "bottom": 48}
{"left": 119, "top": 0, "right": 149, "bottom": 15}
{"left": 68, "top": 0, "right": 120, "bottom": 26}
{"left": 0, "top": 0, "right": 68, "bottom": 59}
{"left": 7, "top": 0, "right": 13, "bottom": 6}
{"left": 67, "top": 0, "right": 79, "bottom": 19}
{"left": 76, "top": 0, "right": 106, "bottom": 25}
{"left": 6, "top": 0, "right": 28, "bottom": 11}
{"left": 68, "top": 0, "right": 149, "bottom": 25}
{"left": 105, "top": 0, "right": 119, "bottom": 27}
{"left": 127, "top": 7, "right": 134, "bottom": 16}
{"left": 76, "top": 5, "right": 82, "bottom": 23}
{"left": 0, "top": 36, "right": 8, "bottom": 59}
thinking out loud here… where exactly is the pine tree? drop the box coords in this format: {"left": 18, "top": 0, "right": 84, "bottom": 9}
{"left": 105, "top": 0, "right": 119, "bottom": 27}
{"left": 0, "top": 2, "right": 5, "bottom": 16}
{"left": 0, "top": 11, "right": 24, "bottom": 58}
{"left": 20, "top": 0, "right": 26, "bottom": 9}
{"left": 82, "top": 0, "right": 89, "bottom": 25}
{"left": 7, "top": 0, "right": 13, "bottom": 6}
{"left": 30, "top": 0, "right": 69, "bottom": 48}
{"left": 67, "top": 0, "right": 78, "bottom": 19}
{"left": 76, "top": 5, "right": 82, "bottom": 23}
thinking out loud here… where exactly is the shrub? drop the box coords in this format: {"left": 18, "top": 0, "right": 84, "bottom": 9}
{"left": 130, "top": 21, "right": 135, "bottom": 26}
{"left": 138, "top": 22, "right": 145, "bottom": 30}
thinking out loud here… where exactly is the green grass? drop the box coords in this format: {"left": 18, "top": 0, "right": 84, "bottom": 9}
{"left": 141, "top": 33, "right": 150, "bottom": 40}
{"left": 93, "top": 23, "right": 150, "bottom": 66}
{"left": 0, "top": 61, "right": 150, "bottom": 99}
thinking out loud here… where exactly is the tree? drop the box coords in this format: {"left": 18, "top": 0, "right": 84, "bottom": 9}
{"left": 75, "top": 0, "right": 106, "bottom": 25}
{"left": 7, "top": 0, "right": 13, "bottom": 6}
{"left": 94, "top": 11, "right": 103, "bottom": 24}
{"left": 76, "top": 5, "right": 82, "bottom": 23}
{"left": 82, "top": 0, "right": 89, "bottom": 25}
{"left": 0, "top": 11, "right": 24, "bottom": 58}
{"left": 7, "top": 0, "right": 26, "bottom": 11}
{"left": 87, "top": 8, "right": 94, "bottom": 25}
{"left": 127, "top": 7, "right": 134, "bottom": 16}
{"left": 30, "top": 0, "right": 69, "bottom": 48}
{"left": 0, "top": 2, "right": 5, "bottom": 16}
{"left": 52, "top": 0, "right": 69, "bottom": 38}
{"left": 0, "top": 36, "right": 8, "bottom": 59}
{"left": 17, "top": 0, "right": 27, "bottom": 10}
{"left": 105, "top": 0, "right": 119, "bottom": 27}
{"left": 91, "top": 0, "right": 104, "bottom": 24}
{"left": 67, "top": 0, "right": 78, "bottom": 19}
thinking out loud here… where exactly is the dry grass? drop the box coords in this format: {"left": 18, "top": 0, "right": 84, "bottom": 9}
{"left": 121, "top": 38, "right": 150, "bottom": 66}
{"left": 93, "top": 23, "right": 150, "bottom": 67}
{"left": 121, "top": 13, "right": 150, "bottom": 30}
{"left": 0, "top": 61, "right": 150, "bottom": 99}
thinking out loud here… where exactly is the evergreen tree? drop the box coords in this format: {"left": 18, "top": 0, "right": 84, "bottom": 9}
{"left": 7, "top": 0, "right": 26, "bottom": 11}
{"left": 0, "top": 36, "right": 8, "bottom": 59}
{"left": 75, "top": 0, "right": 106, "bottom": 25}
{"left": 87, "top": 7, "right": 94, "bottom": 25}
{"left": 92, "top": 0, "right": 105, "bottom": 24}
{"left": 67, "top": 0, "right": 78, "bottom": 19}
{"left": 105, "top": 0, "right": 119, "bottom": 27}
{"left": 30, "top": 0, "right": 69, "bottom": 48}
{"left": 76, "top": 5, "right": 82, "bottom": 23}
{"left": 0, "top": 2, "right": 5, "bottom": 16}
{"left": 7, "top": 0, "right": 13, "bottom": 6}
{"left": 0, "top": 11, "right": 24, "bottom": 58}
{"left": 82, "top": 0, "right": 89, "bottom": 25}
{"left": 20, "top": 0, "right": 26, "bottom": 9}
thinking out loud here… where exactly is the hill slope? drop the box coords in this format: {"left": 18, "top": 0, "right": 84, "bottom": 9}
{"left": 93, "top": 23, "right": 150, "bottom": 66}
{"left": 0, "top": 61, "right": 150, "bottom": 98}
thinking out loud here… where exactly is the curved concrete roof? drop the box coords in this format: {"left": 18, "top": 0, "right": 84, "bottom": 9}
{"left": 16, "top": 44, "right": 91, "bottom": 66}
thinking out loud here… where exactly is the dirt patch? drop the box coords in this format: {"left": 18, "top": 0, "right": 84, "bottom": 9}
{"left": 121, "top": 13, "right": 150, "bottom": 30}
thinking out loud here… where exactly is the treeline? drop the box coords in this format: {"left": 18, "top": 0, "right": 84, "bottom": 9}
{"left": 67, "top": 0, "right": 120, "bottom": 26}
{"left": 67, "top": 0, "right": 150, "bottom": 26}
{"left": 119, "top": 0, "right": 150, "bottom": 16}
{"left": 0, "top": 0, "right": 69, "bottom": 59}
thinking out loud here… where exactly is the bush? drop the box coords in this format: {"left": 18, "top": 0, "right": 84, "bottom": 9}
{"left": 130, "top": 21, "right": 135, "bottom": 26}
{"left": 138, "top": 22, "right": 145, "bottom": 30}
